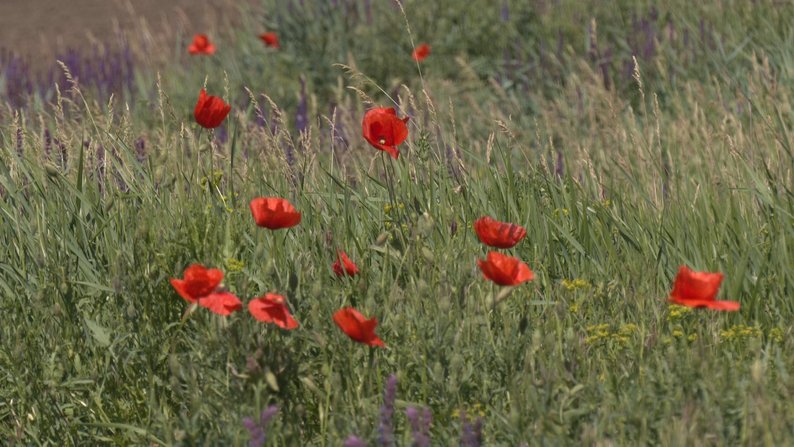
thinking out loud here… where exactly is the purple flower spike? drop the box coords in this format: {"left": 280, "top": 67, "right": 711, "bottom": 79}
{"left": 554, "top": 149, "right": 564, "bottom": 179}
{"left": 260, "top": 405, "right": 279, "bottom": 426}
{"left": 43, "top": 128, "right": 52, "bottom": 159}
{"left": 16, "top": 127, "right": 23, "bottom": 157}
{"left": 296, "top": 76, "right": 308, "bottom": 135}
{"left": 460, "top": 411, "right": 483, "bottom": 447}
{"left": 242, "top": 417, "right": 265, "bottom": 447}
{"left": 500, "top": 1, "right": 509, "bottom": 22}
{"left": 344, "top": 435, "right": 368, "bottom": 447}
{"left": 406, "top": 406, "right": 432, "bottom": 447}
{"left": 378, "top": 374, "right": 398, "bottom": 447}
{"left": 135, "top": 137, "right": 146, "bottom": 164}
{"left": 243, "top": 405, "right": 279, "bottom": 447}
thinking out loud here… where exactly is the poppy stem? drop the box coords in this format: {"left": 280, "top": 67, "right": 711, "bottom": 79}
{"left": 381, "top": 153, "right": 396, "bottom": 208}
{"left": 180, "top": 303, "right": 199, "bottom": 323}
{"left": 207, "top": 129, "right": 216, "bottom": 172}
{"left": 492, "top": 286, "right": 516, "bottom": 307}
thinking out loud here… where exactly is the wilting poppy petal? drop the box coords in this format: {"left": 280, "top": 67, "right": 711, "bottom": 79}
{"left": 668, "top": 265, "right": 739, "bottom": 311}
{"left": 249, "top": 197, "right": 302, "bottom": 229}
{"left": 199, "top": 292, "right": 243, "bottom": 316}
{"left": 248, "top": 293, "right": 299, "bottom": 329}
{"left": 333, "top": 307, "right": 385, "bottom": 347}
{"left": 333, "top": 251, "right": 360, "bottom": 277}
{"left": 477, "top": 251, "right": 534, "bottom": 286}
{"left": 412, "top": 43, "right": 431, "bottom": 62}
{"left": 194, "top": 89, "right": 231, "bottom": 129}
{"left": 362, "top": 107, "right": 409, "bottom": 159}
{"left": 170, "top": 264, "right": 224, "bottom": 303}
{"left": 188, "top": 34, "right": 216, "bottom": 55}
{"left": 259, "top": 32, "right": 280, "bottom": 48}
{"left": 473, "top": 216, "right": 527, "bottom": 248}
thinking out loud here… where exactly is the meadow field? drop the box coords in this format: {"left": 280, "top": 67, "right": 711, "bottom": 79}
{"left": 1, "top": 0, "right": 793, "bottom": 445}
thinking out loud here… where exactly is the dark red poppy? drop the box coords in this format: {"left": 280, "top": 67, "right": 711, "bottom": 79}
{"left": 412, "top": 43, "right": 431, "bottom": 62}
{"left": 362, "top": 107, "right": 409, "bottom": 159}
{"left": 199, "top": 292, "right": 243, "bottom": 316}
{"left": 333, "top": 307, "right": 385, "bottom": 347}
{"left": 473, "top": 216, "right": 527, "bottom": 248}
{"left": 669, "top": 265, "right": 740, "bottom": 311}
{"left": 170, "top": 264, "right": 224, "bottom": 303}
{"left": 249, "top": 197, "right": 301, "bottom": 229}
{"left": 259, "top": 32, "right": 280, "bottom": 48}
{"left": 188, "top": 34, "right": 216, "bottom": 55}
{"left": 194, "top": 89, "right": 231, "bottom": 129}
{"left": 332, "top": 251, "right": 359, "bottom": 277}
{"left": 248, "top": 293, "right": 299, "bottom": 329}
{"left": 477, "top": 251, "right": 534, "bottom": 286}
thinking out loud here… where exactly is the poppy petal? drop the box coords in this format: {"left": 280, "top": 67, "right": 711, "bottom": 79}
{"left": 668, "top": 265, "right": 737, "bottom": 311}
{"left": 473, "top": 216, "right": 527, "bottom": 248}
{"left": 170, "top": 278, "right": 198, "bottom": 303}
{"left": 199, "top": 292, "right": 242, "bottom": 316}
{"left": 248, "top": 294, "right": 299, "bottom": 329}
{"left": 477, "top": 252, "right": 534, "bottom": 286}
{"left": 250, "top": 197, "right": 301, "bottom": 229}
{"left": 333, "top": 307, "right": 385, "bottom": 347}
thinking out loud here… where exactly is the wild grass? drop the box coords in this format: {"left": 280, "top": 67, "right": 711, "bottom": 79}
{"left": 1, "top": 0, "right": 793, "bottom": 445}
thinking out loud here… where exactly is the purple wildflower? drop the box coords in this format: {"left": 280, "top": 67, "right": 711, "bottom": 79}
{"left": 600, "top": 47, "right": 613, "bottom": 90}
{"left": 364, "top": 0, "right": 372, "bottom": 23}
{"left": 254, "top": 97, "right": 268, "bottom": 129}
{"left": 445, "top": 145, "right": 460, "bottom": 179}
{"left": 378, "top": 374, "right": 398, "bottom": 447}
{"left": 43, "top": 128, "right": 52, "bottom": 159}
{"left": 216, "top": 125, "right": 229, "bottom": 146}
{"left": 95, "top": 144, "right": 106, "bottom": 192}
{"left": 406, "top": 406, "right": 432, "bottom": 447}
{"left": 135, "top": 137, "right": 146, "bottom": 165}
{"left": 296, "top": 76, "right": 308, "bottom": 135}
{"left": 284, "top": 142, "right": 296, "bottom": 167}
{"left": 554, "top": 149, "right": 564, "bottom": 178}
{"left": 2, "top": 51, "right": 34, "bottom": 108}
{"left": 242, "top": 405, "right": 279, "bottom": 447}
{"left": 55, "top": 138, "right": 67, "bottom": 169}
{"left": 460, "top": 411, "right": 483, "bottom": 447}
{"left": 16, "top": 126, "right": 23, "bottom": 157}
{"left": 344, "top": 435, "right": 368, "bottom": 447}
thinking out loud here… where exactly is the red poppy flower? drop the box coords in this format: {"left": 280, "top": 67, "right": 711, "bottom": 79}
{"left": 194, "top": 89, "right": 231, "bottom": 129}
{"left": 477, "top": 251, "right": 534, "bottom": 286}
{"left": 199, "top": 292, "right": 243, "bottom": 316}
{"left": 170, "top": 264, "right": 224, "bottom": 303}
{"left": 259, "top": 32, "right": 280, "bottom": 48}
{"left": 333, "top": 307, "right": 385, "bottom": 347}
{"left": 332, "top": 251, "right": 360, "bottom": 277}
{"left": 668, "top": 265, "right": 740, "bottom": 311}
{"left": 248, "top": 293, "right": 299, "bottom": 329}
{"left": 249, "top": 197, "right": 302, "bottom": 229}
{"left": 188, "top": 34, "right": 216, "bottom": 55}
{"left": 362, "top": 107, "right": 409, "bottom": 159}
{"left": 473, "top": 216, "right": 527, "bottom": 249}
{"left": 412, "top": 43, "right": 431, "bottom": 62}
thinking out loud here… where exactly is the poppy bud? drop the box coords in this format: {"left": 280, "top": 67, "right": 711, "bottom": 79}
{"left": 45, "top": 164, "right": 60, "bottom": 177}
{"left": 375, "top": 232, "right": 389, "bottom": 246}
{"left": 194, "top": 89, "right": 231, "bottom": 129}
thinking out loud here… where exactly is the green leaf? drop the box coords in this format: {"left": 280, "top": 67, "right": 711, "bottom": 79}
{"left": 84, "top": 318, "right": 111, "bottom": 347}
